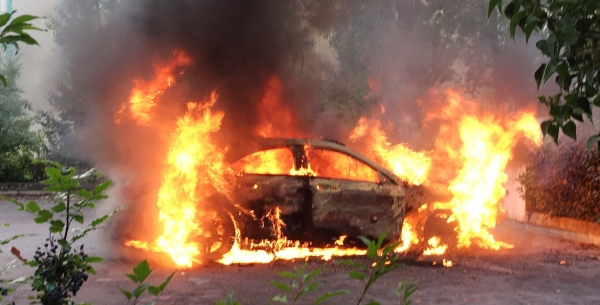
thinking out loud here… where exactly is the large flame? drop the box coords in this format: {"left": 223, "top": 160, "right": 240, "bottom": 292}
{"left": 349, "top": 117, "right": 431, "bottom": 185}
{"left": 121, "top": 51, "right": 541, "bottom": 266}
{"left": 126, "top": 92, "right": 231, "bottom": 267}
{"left": 426, "top": 90, "right": 541, "bottom": 250}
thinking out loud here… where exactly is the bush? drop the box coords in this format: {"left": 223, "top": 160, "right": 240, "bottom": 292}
{"left": 519, "top": 144, "right": 600, "bottom": 221}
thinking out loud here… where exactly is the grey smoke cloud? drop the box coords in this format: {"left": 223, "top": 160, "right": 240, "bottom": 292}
{"left": 14, "top": 0, "right": 60, "bottom": 111}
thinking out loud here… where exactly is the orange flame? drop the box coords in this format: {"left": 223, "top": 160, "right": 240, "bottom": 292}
{"left": 423, "top": 236, "right": 448, "bottom": 255}
{"left": 426, "top": 90, "right": 541, "bottom": 250}
{"left": 218, "top": 209, "right": 367, "bottom": 265}
{"left": 115, "top": 50, "right": 191, "bottom": 124}
{"left": 126, "top": 92, "right": 232, "bottom": 267}
{"left": 256, "top": 76, "right": 303, "bottom": 138}
{"left": 349, "top": 117, "right": 431, "bottom": 185}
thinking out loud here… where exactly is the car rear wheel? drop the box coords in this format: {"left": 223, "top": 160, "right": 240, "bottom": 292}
{"left": 199, "top": 209, "right": 236, "bottom": 262}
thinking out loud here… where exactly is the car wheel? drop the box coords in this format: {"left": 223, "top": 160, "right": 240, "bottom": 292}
{"left": 200, "top": 209, "right": 236, "bottom": 262}
{"left": 422, "top": 210, "right": 458, "bottom": 249}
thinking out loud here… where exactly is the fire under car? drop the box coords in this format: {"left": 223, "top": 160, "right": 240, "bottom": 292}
{"left": 200, "top": 138, "right": 428, "bottom": 260}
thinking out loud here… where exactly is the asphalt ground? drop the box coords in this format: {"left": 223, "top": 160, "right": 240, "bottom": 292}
{"left": 2, "top": 198, "right": 600, "bottom": 305}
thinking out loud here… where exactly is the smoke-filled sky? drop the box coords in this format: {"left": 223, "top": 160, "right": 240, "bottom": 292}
{"left": 13, "top": 0, "right": 59, "bottom": 111}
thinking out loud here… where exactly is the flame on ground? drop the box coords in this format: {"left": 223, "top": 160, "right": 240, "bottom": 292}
{"left": 218, "top": 209, "right": 367, "bottom": 265}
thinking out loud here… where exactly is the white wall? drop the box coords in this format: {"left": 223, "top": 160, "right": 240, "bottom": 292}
{"left": 503, "top": 165, "right": 526, "bottom": 221}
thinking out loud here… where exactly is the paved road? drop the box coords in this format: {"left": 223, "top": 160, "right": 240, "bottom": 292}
{"left": 2, "top": 198, "right": 600, "bottom": 305}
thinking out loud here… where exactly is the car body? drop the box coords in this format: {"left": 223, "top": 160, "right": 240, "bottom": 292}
{"left": 210, "top": 138, "right": 423, "bottom": 249}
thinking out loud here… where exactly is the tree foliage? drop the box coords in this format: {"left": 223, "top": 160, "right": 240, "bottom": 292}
{"left": 0, "top": 59, "right": 45, "bottom": 182}
{"left": 490, "top": 0, "right": 600, "bottom": 146}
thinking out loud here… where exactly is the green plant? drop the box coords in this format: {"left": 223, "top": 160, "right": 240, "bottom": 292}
{"left": 339, "top": 233, "right": 403, "bottom": 305}
{"left": 0, "top": 11, "right": 41, "bottom": 86}
{"left": 118, "top": 260, "right": 175, "bottom": 305}
{"left": 395, "top": 279, "right": 419, "bottom": 305}
{"left": 489, "top": 0, "right": 600, "bottom": 146}
{"left": 2, "top": 161, "right": 122, "bottom": 304}
{"left": 518, "top": 144, "right": 600, "bottom": 221}
{"left": 269, "top": 261, "right": 349, "bottom": 305}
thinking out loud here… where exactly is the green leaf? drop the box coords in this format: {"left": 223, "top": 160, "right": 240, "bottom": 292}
{"left": 86, "top": 256, "right": 103, "bottom": 263}
{"left": 365, "top": 301, "right": 381, "bottom": 305}
{"left": 133, "top": 283, "right": 150, "bottom": 299}
{"left": 302, "top": 268, "right": 322, "bottom": 282}
{"left": 576, "top": 97, "right": 592, "bottom": 115}
{"left": 76, "top": 189, "right": 92, "bottom": 199}
{"left": 72, "top": 214, "right": 84, "bottom": 224}
{"left": 315, "top": 290, "right": 350, "bottom": 305}
{"left": 295, "top": 282, "right": 318, "bottom": 301}
{"left": 540, "top": 120, "right": 552, "bottom": 137}
{"left": 34, "top": 209, "right": 53, "bottom": 223}
{"left": 57, "top": 239, "right": 69, "bottom": 249}
{"left": 270, "top": 294, "right": 288, "bottom": 304}
{"left": 159, "top": 272, "right": 175, "bottom": 291}
{"left": 0, "top": 13, "right": 11, "bottom": 27}
{"left": 0, "top": 74, "right": 6, "bottom": 87}
{"left": 562, "top": 121, "right": 577, "bottom": 141}
{"left": 349, "top": 270, "right": 364, "bottom": 281}
{"left": 278, "top": 271, "right": 295, "bottom": 279}
{"left": 270, "top": 280, "right": 292, "bottom": 292}
{"left": 126, "top": 274, "right": 139, "bottom": 283}
{"left": 487, "top": 0, "right": 500, "bottom": 18}
{"left": 91, "top": 215, "right": 109, "bottom": 227}
{"left": 51, "top": 202, "right": 66, "bottom": 213}
{"left": 524, "top": 16, "right": 540, "bottom": 43}
{"left": 543, "top": 60, "right": 557, "bottom": 83}
{"left": 132, "top": 260, "right": 152, "bottom": 283}
{"left": 93, "top": 180, "right": 112, "bottom": 195}
{"left": 49, "top": 219, "right": 65, "bottom": 233}
{"left": 148, "top": 285, "right": 160, "bottom": 296}
{"left": 119, "top": 287, "right": 132, "bottom": 300}
{"left": 7, "top": 14, "right": 38, "bottom": 26}
{"left": 45, "top": 166, "right": 62, "bottom": 180}
{"left": 534, "top": 63, "right": 546, "bottom": 88}
{"left": 25, "top": 201, "right": 40, "bottom": 213}
{"left": 510, "top": 11, "right": 527, "bottom": 38}
{"left": 366, "top": 241, "right": 378, "bottom": 261}
{"left": 547, "top": 122, "right": 560, "bottom": 144}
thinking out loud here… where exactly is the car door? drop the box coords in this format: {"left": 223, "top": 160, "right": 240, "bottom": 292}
{"left": 307, "top": 147, "right": 405, "bottom": 240}
{"left": 230, "top": 146, "right": 311, "bottom": 238}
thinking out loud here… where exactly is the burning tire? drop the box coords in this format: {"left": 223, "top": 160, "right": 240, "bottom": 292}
{"left": 200, "top": 209, "right": 236, "bottom": 262}
{"left": 423, "top": 210, "right": 458, "bottom": 249}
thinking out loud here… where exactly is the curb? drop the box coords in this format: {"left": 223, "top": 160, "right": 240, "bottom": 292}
{"left": 508, "top": 212, "right": 600, "bottom": 246}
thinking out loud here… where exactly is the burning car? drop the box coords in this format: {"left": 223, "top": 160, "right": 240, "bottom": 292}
{"left": 200, "top": 138, "right": 423, "bottom": 261}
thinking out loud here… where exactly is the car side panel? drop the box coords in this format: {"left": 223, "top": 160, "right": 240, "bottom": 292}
{"left": 310, "top": 177, "right": 405, "bottom": 240}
